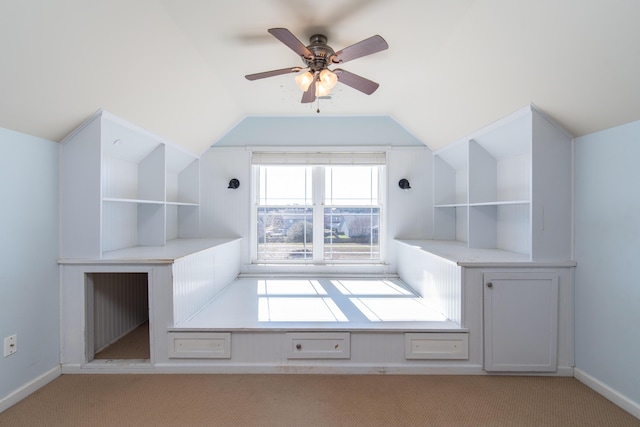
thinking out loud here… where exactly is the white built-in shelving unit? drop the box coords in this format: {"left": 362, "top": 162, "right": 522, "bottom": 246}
{"left": 60, "top": 109, "right": 200, "bottom": 259}
{"left": 399, "top": 104, "right": 575, "bottom": 374}
{"left": 432, "top": 104, "right": 573, "bottom": 261}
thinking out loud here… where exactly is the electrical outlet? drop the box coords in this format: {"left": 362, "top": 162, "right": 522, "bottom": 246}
{"left": 4, "top": 334, "right": 17, "bottom": 357}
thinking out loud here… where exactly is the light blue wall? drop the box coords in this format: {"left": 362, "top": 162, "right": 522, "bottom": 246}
{"left": 214, "top": 116, "right": 425, "bottom": 147}
{"left": 574, "top": 119, "right": 640, "bottom": 406}
{"left": 0, "top": 128, "right": 59, "bottom": 402}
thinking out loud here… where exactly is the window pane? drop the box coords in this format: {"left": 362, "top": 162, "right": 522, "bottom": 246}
{"left": 325, "top": 166, "right": 379, "bottom": 205}
{"left": 257, "top": 207, "right": 313, "bottom": 261}
{"left": 259, "top": 166, "right": 312, "bottom": 205}
{"left": 324, "top": 207, "right": 380, "bottom": 260}
{"left": 255, "top": 164, "right": 383, "bottom": 264}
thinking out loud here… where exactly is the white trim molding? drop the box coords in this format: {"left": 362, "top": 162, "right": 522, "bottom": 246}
{"left": 0, "top": 366, "right": 61, "bottom": 413}
{"left": 574, "top": 368, "right": 640, "bottom": 420}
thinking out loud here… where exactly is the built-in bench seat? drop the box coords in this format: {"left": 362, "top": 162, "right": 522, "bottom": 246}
{"left": 173, "top": 277, "right": 462, "bottom": 331}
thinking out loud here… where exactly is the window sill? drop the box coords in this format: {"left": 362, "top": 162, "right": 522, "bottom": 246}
{"left": 240, "top": 263, "right": 394, "bottom": 277}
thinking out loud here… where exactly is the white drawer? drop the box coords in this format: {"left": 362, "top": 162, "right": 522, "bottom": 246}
{"left": 405, "top": 332, "right": 469, "bottom": 360}
{"left": 286, "top": 332, "right": 350, "bottom": 359}
{"left": 168, "top": 332, "right": 231, "bottom": 359}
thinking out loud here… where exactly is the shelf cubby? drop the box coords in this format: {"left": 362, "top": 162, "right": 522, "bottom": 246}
{"left": 165, "top": 146, "right": 200, "bottom": 205}
{"left": 469, "top": 113, "right": 531, "bottom": 205}
{"left": 431, "top": 104, "right": 572, "bottom": 260}
{"left": 433, "top": 205, "right": 468, "bottom": 243}
{"left": 60, "top": 110, "right": 201, "bottom": 259}
{"left": 433, "top": 140, "right": 467, "bottom": 206}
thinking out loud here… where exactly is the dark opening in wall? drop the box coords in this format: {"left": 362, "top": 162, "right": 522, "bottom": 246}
{"left": 86, "top": 272, "right": 150, "bottom": 361}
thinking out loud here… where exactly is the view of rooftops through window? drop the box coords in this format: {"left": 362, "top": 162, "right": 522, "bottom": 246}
{"left": 256, "top": 165, "right": 381, "bottom": 262}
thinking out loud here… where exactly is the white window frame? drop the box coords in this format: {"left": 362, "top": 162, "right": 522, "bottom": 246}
{"left": 250, "top": 151, "right": 386, "bottom": 265}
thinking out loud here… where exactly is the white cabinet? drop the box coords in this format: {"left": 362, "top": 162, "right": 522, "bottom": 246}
{"left": 433, "top": 104, "right": 572, "bottom": 261}
{"left": 60, "top": 110, "right": 200, "bottom": 259}
{"left": 483, "top": 271, "right": 559, "bottom": 372}
{"left": 397, "top": 240, "right": 575, "bottom": 375}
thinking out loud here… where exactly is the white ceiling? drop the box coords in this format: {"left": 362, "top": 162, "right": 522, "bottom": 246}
{"left": 1, "top": 0, "right": 639, "bottom": 155}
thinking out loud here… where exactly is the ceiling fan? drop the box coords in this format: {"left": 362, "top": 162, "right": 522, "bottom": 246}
{"left": 245, "top": 28, "right": 388, "bottom": 103}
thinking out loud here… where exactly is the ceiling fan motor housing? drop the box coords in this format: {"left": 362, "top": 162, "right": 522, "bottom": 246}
{"left": 304, "top": 34, "right": 336, "bottom": 71}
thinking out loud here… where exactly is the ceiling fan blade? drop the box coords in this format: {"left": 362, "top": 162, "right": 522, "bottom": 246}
{"left": 245, "top": 67, "right": 302, "bottom": 81}
{"left": 331, "top": 35, "right": 388, "bottom": 64}
{"left": 301, "top": 78, "right": 317, "bottom": 103}
{"left": 268, "top": 28, "right": 313, "bottom": 59}
{"left": 334, "top": 69, "right": 379, "bottom": 95}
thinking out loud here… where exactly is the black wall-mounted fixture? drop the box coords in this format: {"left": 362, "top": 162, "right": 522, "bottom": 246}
{"left": 228, "top": 178, "right": 240, "bottom": 189}
{"left": 398, "top": 178, "right": 411, "bottom": 190}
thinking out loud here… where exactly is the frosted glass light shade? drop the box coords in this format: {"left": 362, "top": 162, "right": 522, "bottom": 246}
{"left": 315, "top": 69, "right": 338, "bottom": 96}
{"left": 319, "top": 69, "right": 338, "bottom": 91}
{"left": 316, "top": 82, "right": 330, "bottom": 97}
{"left": 295, "top": 71, "right": 314, "bottom": 91}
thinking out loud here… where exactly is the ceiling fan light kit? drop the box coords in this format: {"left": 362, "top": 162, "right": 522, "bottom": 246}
{"left": 245, "top": 28, "right": 388, "bottom": 104}
{"left": 318, "top": 69, "right": 338, "bottom": 92}
{"left": 295, "top": 71, "right": 314, "bottom": 91}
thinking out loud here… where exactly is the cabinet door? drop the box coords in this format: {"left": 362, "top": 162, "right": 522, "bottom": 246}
{"left": 483, "top": 272, "right": 558, "bottom": 372}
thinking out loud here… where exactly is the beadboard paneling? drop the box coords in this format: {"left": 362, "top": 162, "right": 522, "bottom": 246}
{"left": 172, "top": 249, "right": 216, "bottom": 325}
{"left": 102, "top": 202, "right": 138, "bottom": 252}
{"left": 102, "top": 156, "right": 138, "bottom": 199}
{"left": 172, "top": 240, "right": 242, "bottom": 325}
{"left": 496, "top": 203, "right": 531, "bottom": 254}
{"left": 396, "top": 241, "right": 462, "bottom": 325}
{"left": 89, "top": 272, "right": 148, "bottom": 353}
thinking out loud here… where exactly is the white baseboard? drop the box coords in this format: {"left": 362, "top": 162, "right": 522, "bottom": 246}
{"left": 574, "top": 368, "right": 640, "bottom": 420}
{"left": 61, "top": 362, "right": 486, "bottom": 375}
{"left": 59, "top": 362, "right": 575, "bottom": 376}
{"left": 0, "top": 366, "right": 61, "bottom": 413}
{"left": 154, "top": 363, "right": 488, "bottom": 375}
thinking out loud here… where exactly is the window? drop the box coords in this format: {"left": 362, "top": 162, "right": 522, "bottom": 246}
{"left": 324, "top": 166, "right": 380, "bottom": 261}
{"left": 253, "top": 156, "right": 384, "bottom": 264}
{"left": 256, "top": 166, "right": 314, "bottom": 261}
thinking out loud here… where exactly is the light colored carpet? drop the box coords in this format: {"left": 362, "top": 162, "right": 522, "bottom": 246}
{"left": 94, "top": 321, "right": 149, "bottom": 360}
{"left": 1, "top": 374, "right": 639, "bottom": 426}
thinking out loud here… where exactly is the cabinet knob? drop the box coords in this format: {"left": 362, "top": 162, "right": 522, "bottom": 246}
{"left": 487, "top": 282, "right": 493, "bottom": 288}
{"left": 296, "top": 344, "right": 302, "bottom": 350}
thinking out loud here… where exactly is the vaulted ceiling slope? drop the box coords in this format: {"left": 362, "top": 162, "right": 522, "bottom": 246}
{"left": 1, "top": 0, "right": 639, "bottom": 155}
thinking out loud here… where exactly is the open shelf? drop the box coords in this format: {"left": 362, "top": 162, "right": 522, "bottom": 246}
{"left": 103, "top": 198, "right": 165, "bottom": 204}
{"left": 60, "top": 110, "right": 201, "bottom": 259}
{"left": 433, "top": 205, "right": 468, "bottom": 243}
{"left": 431, "top": 105, "right": 572, "bottom": 260}
{"left": 434, "top": 140, "right": 467, "bottom": 206}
